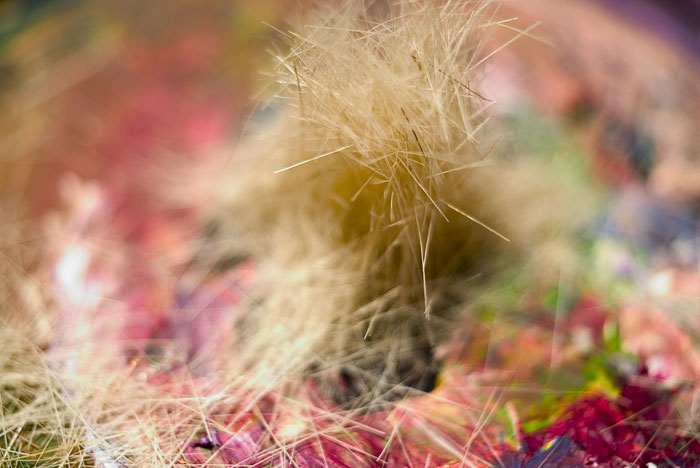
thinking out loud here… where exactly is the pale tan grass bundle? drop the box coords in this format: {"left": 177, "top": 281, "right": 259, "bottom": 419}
{"left": 213, "top": 0, "right": 586, "bottom": 401}
{"left": 0, "top": 213, "right": 219, "bottom": 467}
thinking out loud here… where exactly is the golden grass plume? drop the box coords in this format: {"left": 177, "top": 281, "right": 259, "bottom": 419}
{"left": 212, "top": 0, "right": 588, "bottom": 401}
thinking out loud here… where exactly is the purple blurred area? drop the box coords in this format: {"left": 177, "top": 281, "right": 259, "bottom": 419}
{"left": 596, "top": 0, "right": 700, "bottom": 58}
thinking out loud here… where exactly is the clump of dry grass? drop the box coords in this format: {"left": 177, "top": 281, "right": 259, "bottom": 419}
{"left": 0, "top": 212, "right": 92, "bottom": 467}
{"left": 212, "top": 0, "right": 584, "bottom": 401}
{"left": 0, "top": 210, "right": 202, "bottom": 467}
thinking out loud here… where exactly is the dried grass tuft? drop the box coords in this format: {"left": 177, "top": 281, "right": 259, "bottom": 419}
{"left": 212, "top": 0, "right": 585, "bottom": 400}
